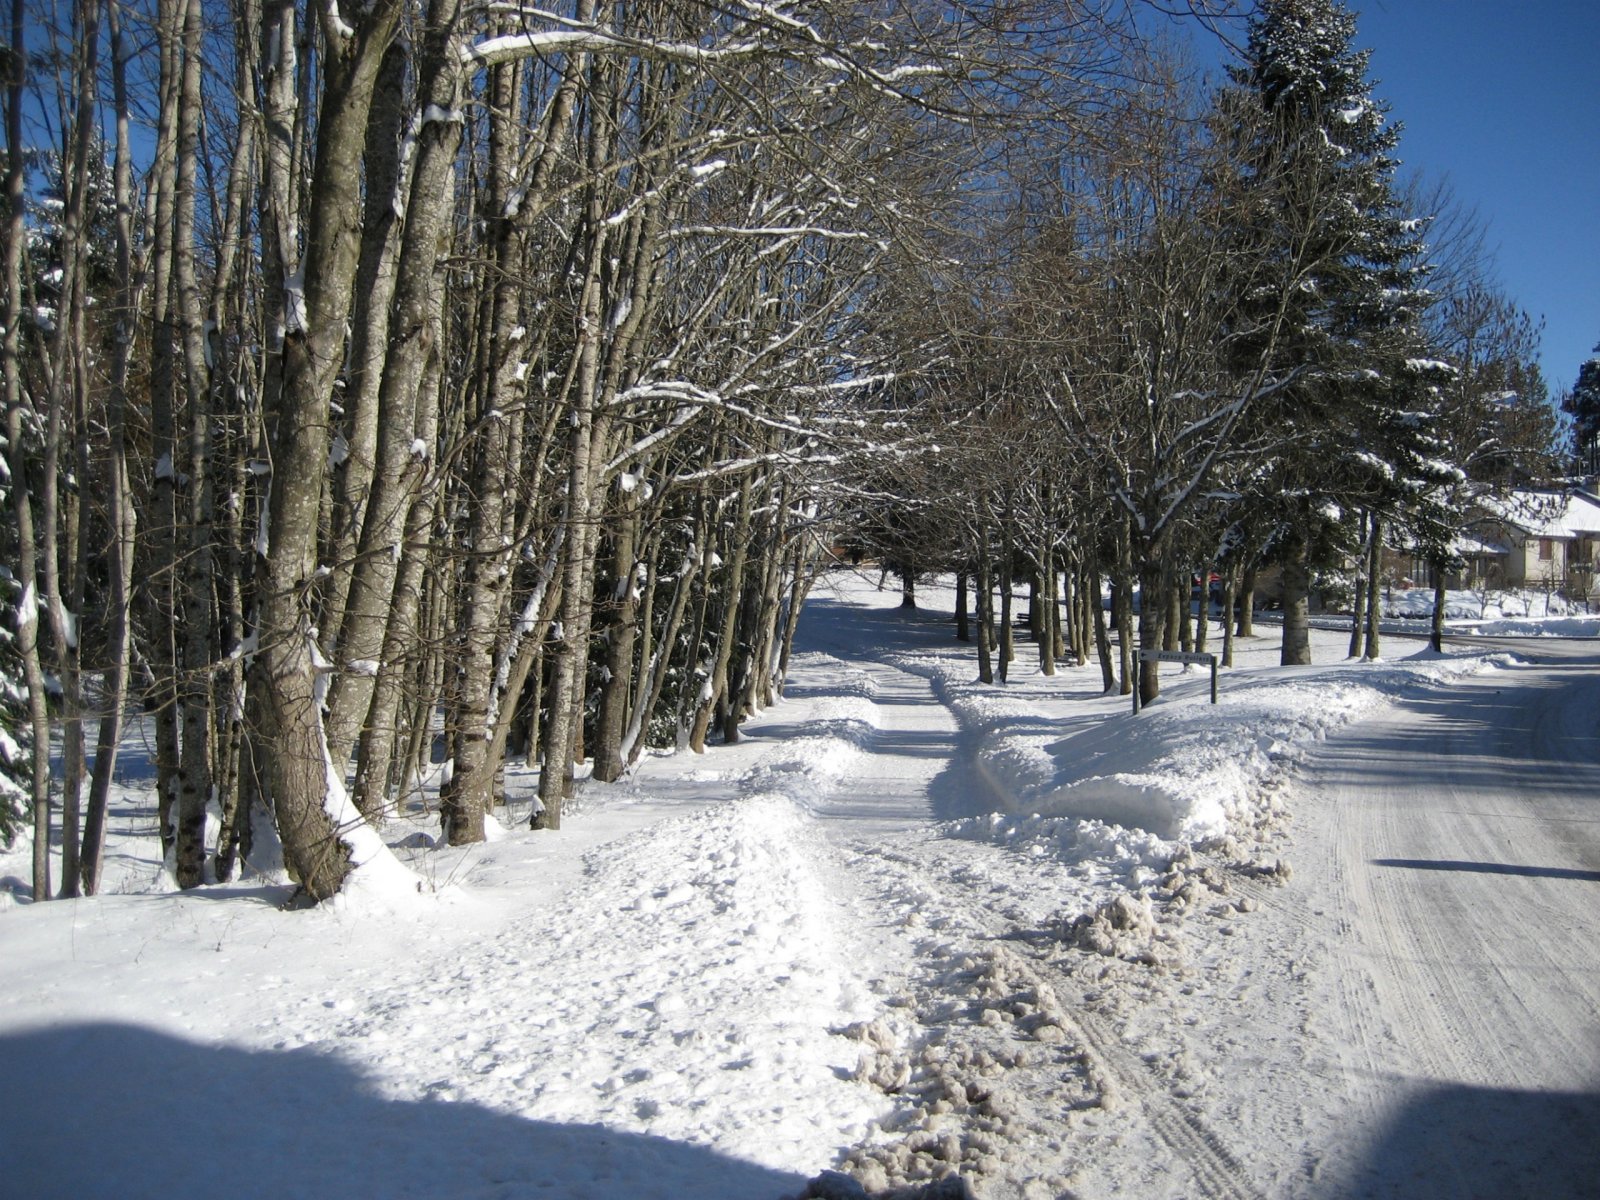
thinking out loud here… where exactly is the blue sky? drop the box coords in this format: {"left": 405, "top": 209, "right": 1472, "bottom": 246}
{"left": 1354, "top": 1, "right": 1599, "bottom": 397}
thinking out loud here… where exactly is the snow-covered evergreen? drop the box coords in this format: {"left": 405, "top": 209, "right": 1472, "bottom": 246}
{"left": 1564, "top": 342, "right": 1600, "bottom": 474}
{"left": 1226, "top": 0, "right": 1462, "bottom": 627}
{"left": 0, "top": 446, "right": 29, "bottom": 846}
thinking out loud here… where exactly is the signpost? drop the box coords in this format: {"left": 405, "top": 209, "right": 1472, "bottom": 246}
{"left": 1133, "top": 648, "right": 1218, "bottom": 713}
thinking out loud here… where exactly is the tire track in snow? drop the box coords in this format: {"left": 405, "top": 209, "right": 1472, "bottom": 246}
{"left": 805, "top": 637, "right": 1267, "bottom": 1200}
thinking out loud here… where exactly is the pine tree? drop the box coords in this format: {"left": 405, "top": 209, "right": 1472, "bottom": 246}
{"left": 0, "top": 469, "right": 29, "bottom": 846}
{"left": 1564, "top": 343, "right": 1600, "bottom": 475}
{"left": 1226, "top": 0, "right": 1458, "bottom": 663}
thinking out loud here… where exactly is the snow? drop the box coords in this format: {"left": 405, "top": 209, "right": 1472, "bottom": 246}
{"left": 3, "top": 571, "right": 1596, "bottom": 1198}
{"left": 1381, "top": 583, "right": 1599, "bottom": 626}
{"left": 283, "top": 265, "right": 308, "bottom": 335}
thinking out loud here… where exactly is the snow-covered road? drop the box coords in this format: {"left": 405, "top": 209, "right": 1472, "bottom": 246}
{"left": 1291, "top": 643, "right": 1600, "bottom": 1195}
{"left": 4, "top": 574, "right": 1598, "bottom": 1199}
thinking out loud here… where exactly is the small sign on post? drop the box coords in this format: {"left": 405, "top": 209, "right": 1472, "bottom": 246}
{"left": 1134, "top": 648, "right": 1219, "bottom": 712}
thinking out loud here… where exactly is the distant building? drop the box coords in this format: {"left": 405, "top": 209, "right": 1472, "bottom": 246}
{"left": 1453, "top": 487, "right": 1600, "bottom": 599}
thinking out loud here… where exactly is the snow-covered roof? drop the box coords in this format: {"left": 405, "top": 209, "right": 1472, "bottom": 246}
{"left": 1452, "top": 532, "right": 1509, "bottom": 557}
{"left": 1475, "top": 489, "right": 1600, "bottom": 539}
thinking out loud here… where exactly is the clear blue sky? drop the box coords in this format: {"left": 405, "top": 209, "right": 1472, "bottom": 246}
{"left": 1354, "top": 1, "right": 1599, "bottom": 398}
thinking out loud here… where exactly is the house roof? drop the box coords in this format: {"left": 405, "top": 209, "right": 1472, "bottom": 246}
{"left": 1452, "top": 532, "right": 1510, "bottom": 557}
{"left": 1475, "top": 489, "right": 1600, "bottom": 539}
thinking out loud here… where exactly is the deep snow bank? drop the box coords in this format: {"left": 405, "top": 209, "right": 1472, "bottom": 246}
{"left": 889, "top": 625, "right": 1505, "bottom": 856}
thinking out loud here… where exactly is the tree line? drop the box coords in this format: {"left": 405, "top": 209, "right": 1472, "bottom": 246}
{"left": 855, "top": 0, "right": 1563, "bottom": 702}
{"left": 0, "top": 0, "right": 1567, "bottom": 904}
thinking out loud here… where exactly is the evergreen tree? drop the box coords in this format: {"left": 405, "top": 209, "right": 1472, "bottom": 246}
{"left": 1563, "top": 343, "right": 1600, "bottom": 474}
{"left": 1225, "top": 0, "right": 1458, "bottom": 663}
{"left": 0, "top": 436, "right": 29, "bottom": 847}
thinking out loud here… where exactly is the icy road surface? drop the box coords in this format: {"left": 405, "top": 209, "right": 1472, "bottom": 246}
{"left": 1286, "top": 638, "right": 1600, "bottom": 1195}
{"left": 3, "top": 573, "right": 1598, "bottom": 1199}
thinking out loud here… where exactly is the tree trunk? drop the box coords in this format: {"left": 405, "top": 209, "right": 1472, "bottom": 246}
{"left": 974, "top": 543, "right": 994, "bottom": 684}
{"left": 1036, "top": 547, "right": 1055, "bottom": 676}
{"left": 351, "top": 342, "right": 446, "bottom": 822}
{"left": 536, "top": 245, "right": 608, "bottom": 825}
{"left": 1362, "top": 514, "right": 1383, "bottom": 660}
{"left": 1137, "top": 560, "right": 1166, "bottom": 705}
{"left": 1236, "top": 564, "right": 1257, "bottom": 637}
{"left": 689, "top": 479, "right": 753, "bottom": 751}
{"left": 318, "top": 37, "right": 408, "bottom": 658}
{"left": 1430, "top": 566, "right": 1446, "bottom": 653}
{"left": 1113, "top": 571, "right": 1135, "bottom": 696}
{"left": 2, "top": 0, "right": 52, "bottom": 898}
{"left": 1220, "top": 569, "right": 1237, "bottom": 669}
{"left": 1348, "top": 521, "right": 1368, "bottom": 660}
{"left": 1279, "top": 531, "right": 1313, "bottom": 666}
{"left": 998, "top": 520, "right": 1014, "bottom": 678}
{"left": 254, "top": 0, "right": 407, "bottom": 898}
{"left": 81, "top": 0, "right": 141, "bottom": 895}
{"left": 954, "top": 570, "right": 969, "bottom": 641}
{"left": 592, "top": 493, "right": 641, "bottom": 783}
{"left": 1091, "top": 570, "right": 1116, "bottom": 693}
{"left": 173, "top": 0, "right": 216, "bottom": 889}
{"left": 323, "top": 0, "right": 462, "bottom": 772}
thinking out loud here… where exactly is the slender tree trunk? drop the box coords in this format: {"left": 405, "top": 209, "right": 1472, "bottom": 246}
{"left": 173, "top": 0, "right": 216, "bottom": 889}
{"left": 351, "top": 341, "right": 445, "bottom": 821}
{"left": 998, "top": 520, "right": 1014, "bottom": 679}
{"left": 622, "top": 526, "right": 702, "bottom": 767}
{"left": 2, "top": 0, "right": 52, "bottom": 899}
{"left": 690, "top": 479, "right": 753, "bottom": 751}
{"left": 974, "top": 543, "right": 994, "bottom": 684}
{"left": 1091, "top": 569, "right": 1115, "bottom": 693}
{"left": 536, "top": 229, "right": 608, "bottom": 825}
{"left": 318, "top": 38, "right": 408, "bottom": 658}
{"left": 1362, "top": 514, "right": 1383, "bottom": 660}
{"left": 1237, "top": 564, "right": 1257, "bottom": 637}
{"left": 1348, "top": 519, "right": 1369, "bottom": 659}
{"left": 1220, "top": 569, "right": 1237, "bottom": 669}
{"left": 1430, "top": 563, "right": 1446, "bottom": 653}
{"left": 1113, "top": 571, "right": 1135, "bottom": 696}
{"left": 954, "top": 570, "right": 969, "bottom": 641}
{"left": 1037, "top": 545, "right": 1055, "bottom": 676}
{"left": 591, "top": 494, "right": 640, "bottom": 783}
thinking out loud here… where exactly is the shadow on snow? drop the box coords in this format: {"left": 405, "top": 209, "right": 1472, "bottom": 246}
{"left": 0, "top": 1022, "right": 807, "bottom": 1200}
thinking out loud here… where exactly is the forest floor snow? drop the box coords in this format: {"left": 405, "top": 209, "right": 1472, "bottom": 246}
{"left": 2, "top": 571, "right": 1594, "bottom": 1198}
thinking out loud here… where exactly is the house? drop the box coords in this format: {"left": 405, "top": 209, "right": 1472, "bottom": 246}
{"left": 1456, "top": 487, "right": 1600, "bottom": 598}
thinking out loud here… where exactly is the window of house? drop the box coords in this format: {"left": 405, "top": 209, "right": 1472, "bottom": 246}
{"left": 1538, "top": 538, "right": 1554, "bottom": 561}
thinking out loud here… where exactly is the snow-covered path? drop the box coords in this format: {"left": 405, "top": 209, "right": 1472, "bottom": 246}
{"left": 5, "top": 574, "right": 1600, "bottom": 1199}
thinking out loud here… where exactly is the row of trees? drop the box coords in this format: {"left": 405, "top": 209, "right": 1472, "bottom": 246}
{"left": 857, "top": 0, "right": 1565, "bottom": 702}
{"left": 0, "top": 0, "right": 1569, "bottom": 903}
{"left": 0, "top": 0, "right": 1167, "bottom": 900}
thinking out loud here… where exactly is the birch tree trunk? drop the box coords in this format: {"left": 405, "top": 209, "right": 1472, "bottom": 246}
{"left": 2, "top": 0, "right": 52, "bottom": 899}
{"left": 689, "top": 478, "right": 753, "bottom": 751}
{"left": 253, "top": 0, "right": 405, "bottom": 899}
{"left": 591, "top": 492, "right": 640, "bottom": 783}
{"left": 323, "top": 1, "right": 463, "bottom": 770}
{"left": 80, "top": 0, "right": 140, "bottom": 895}
{"left": 172, "top": 0, "right": 215, "bottom": 889}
